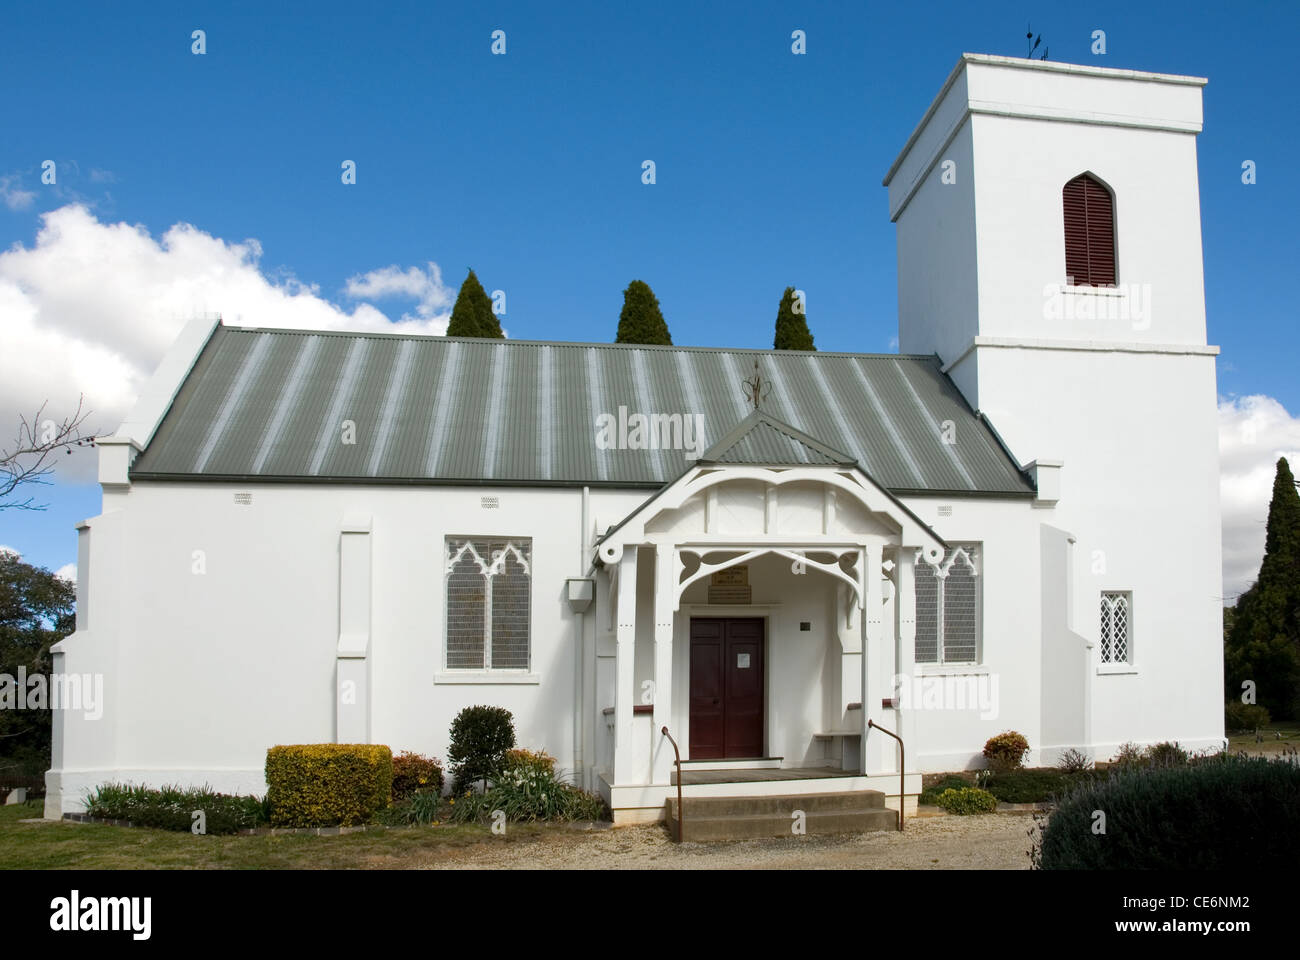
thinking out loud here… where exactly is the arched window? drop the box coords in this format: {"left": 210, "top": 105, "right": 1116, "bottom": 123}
{"left": 1062, "top": 173, "right": 1116, "bottom": 287}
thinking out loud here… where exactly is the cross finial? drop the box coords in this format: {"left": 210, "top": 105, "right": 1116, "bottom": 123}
{"left": 741, "top": 359, "right": 771, "bottom": 410}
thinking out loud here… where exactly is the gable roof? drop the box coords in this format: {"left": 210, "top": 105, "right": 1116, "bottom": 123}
{"left": 699, "top": 409, "right": 857, "bottom": 467}
{"left": 128, "top": 323, "right": 1035, "bottom": 497}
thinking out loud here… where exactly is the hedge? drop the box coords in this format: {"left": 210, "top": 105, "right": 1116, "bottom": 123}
{"left": 1038, "top": 754, "right": 1300, "bottom": 869}
{"left": 265, "top": 744, "right": 393, "bottom": 827}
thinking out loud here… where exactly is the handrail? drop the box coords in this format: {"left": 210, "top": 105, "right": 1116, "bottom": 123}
{"left": 661, "top": 726, "right": 684, "bottom": 842}
{"left": 867, "top": 719, "right": 905, "bottom": 832}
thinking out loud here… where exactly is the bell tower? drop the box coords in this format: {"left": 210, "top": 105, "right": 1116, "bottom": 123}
{"left": 885, "top": 54, "right": 1223, "bottom": 752}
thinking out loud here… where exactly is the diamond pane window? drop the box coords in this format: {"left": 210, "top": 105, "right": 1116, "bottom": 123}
{"left": 1100, "top": 592, "right": 1131, "bottom": 664}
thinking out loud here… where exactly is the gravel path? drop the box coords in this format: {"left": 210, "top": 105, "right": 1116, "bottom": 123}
{"left": 430, "top": 812, "right": 1038, "bottom": 870}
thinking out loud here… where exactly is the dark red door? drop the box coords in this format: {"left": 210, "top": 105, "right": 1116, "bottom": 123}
{"left": 689, "top": 618, "right": 764, "bottom": 759}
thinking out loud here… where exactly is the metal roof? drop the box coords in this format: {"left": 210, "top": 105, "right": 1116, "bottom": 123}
{"left": 129, "top": 324, "right": 1035, "bottom": 496}
{"left": 699, "top": 410, "right": 856, "bottom": 466}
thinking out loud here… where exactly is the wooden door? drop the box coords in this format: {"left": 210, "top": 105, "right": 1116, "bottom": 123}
{"left": 689, "top": 618, "right": 765, "bottom": 759}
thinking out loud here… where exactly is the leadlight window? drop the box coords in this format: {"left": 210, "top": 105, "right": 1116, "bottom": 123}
{"left": 1099, "top": 592, "right": 1131, "bottom": 664}
{"left": 914, "top": 544, "right": 981, "bottom": 664}
{"left": 445, "top": 538, "right": 532, "bottom": 670}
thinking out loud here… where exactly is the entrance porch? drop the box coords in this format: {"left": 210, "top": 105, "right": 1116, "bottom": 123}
{"left": 588, "top": 414, "right": 945, "bottom": 825}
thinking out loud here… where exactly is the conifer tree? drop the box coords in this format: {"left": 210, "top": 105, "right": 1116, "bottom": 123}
{"left": 614, "top": 280, "right": 672, "bottom": 345}
{"left": 446, "top": 269, "right": 503, "bottom": 338}
{"left": 1226, "top": 457, "right": 1300, "bottom": 718}
{"left": 773, "top": 286, "right": 815, "bottom": 351}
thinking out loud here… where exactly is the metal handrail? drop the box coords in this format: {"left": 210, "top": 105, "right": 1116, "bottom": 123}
{"left": 867, "top": 719, "right": 905, "bottom": 831}
{"left": 661, "top": 726, "right": 684, "bottom": 842}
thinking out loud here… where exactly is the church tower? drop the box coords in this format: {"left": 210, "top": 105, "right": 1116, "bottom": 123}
{"left": 885, "top": 55, "right": 1224, "bottom": 751}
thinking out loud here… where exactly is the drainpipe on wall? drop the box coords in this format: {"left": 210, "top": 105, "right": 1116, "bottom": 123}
{"left": 575, "top": 486, "right": 591, "bottom": 790}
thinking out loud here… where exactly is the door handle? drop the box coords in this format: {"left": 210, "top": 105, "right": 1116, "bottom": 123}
{"left": 712, "top": 698, "right": 719, "bottom": 705}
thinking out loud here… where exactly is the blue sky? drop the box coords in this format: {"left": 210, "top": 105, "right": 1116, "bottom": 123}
{"left": 1, "top": 1, "right": 1298, "bottom": 588}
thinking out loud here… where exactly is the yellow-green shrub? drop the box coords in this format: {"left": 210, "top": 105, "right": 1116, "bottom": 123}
{"left": 265, "top": 744, "right": 393, "bottom": 827}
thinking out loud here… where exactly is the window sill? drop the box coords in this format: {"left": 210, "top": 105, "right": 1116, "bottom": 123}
{"left": 1096, "top": 663, "right": 1137, "bottom": 675}
{"left": 1060, "top": 283, "right": 1126, "bottom": 297}
{"left": 434, "top": 672, "right": 540, "bottom": 685}
{"left": 917, "top": 663, "right": 989, "bottom": 676}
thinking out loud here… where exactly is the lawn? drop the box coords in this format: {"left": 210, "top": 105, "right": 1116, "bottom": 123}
{"left": 1227, "top": 721, "right": 1300, "bottom": 757}
{"left": 0, "top": 801, "right": 550, "bottom": 869}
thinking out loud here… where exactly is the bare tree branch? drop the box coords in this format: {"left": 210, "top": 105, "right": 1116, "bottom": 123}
{"left": 0, "top": 396, "right": 98, "bottom": 511}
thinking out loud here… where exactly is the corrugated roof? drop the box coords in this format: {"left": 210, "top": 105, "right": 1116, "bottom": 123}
{"left": 129, "top": 324, "right": 1035, "bottom": 496}
{"left": 700, "top": 410, "right": 855, "bottom": 466}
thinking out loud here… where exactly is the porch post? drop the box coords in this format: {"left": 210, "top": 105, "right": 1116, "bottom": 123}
{"left": 652, "top": 543, "right": 675, "bottom": 783}
{"left": 895, "top": 548, "right": 917, "bottom": 785}
{"left": 859, "top": 541, "right": 883, "bottom": 774}
{"left": 612, "top": 548, "right": 639, "bottom": 783}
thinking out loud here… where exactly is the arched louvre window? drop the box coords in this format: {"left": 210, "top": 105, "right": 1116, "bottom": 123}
{"left": 1062, "top": 173, "right": 1116, "bottom": 287}
{"left": 913, "top": 544, "right": 981, "bottom": 664}
{"left": 445, "top": 538, "right": 532, "bottom": 670}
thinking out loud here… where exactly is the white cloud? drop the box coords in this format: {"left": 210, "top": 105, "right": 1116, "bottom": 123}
{"left": 0, "top": 204, "right": 456, "bottom": 482}
{"left": 1218, "top": 394, "right": 1300, "bottom": 602}
{"left": 55, "top": 562, "right": 76, "bottom": 582}
{"left": 0, "top": 175, "right": 36, "bottom": 211}
{"left": 345, "top": 262, "right": 454, "bottom": 322}
{"left": 0, "top": 545, "right": 19, "bottom": 558}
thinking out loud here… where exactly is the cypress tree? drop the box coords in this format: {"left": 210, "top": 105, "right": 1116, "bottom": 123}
{"left": 614, "top": 280, "right": 672, "bottom": 345}
{"left": 446, "top": 269, "right": 503, "bottom": 338}
{"left": 1226, "top": 457, "right": 1300, "bottom": 718}
{"left": 773, "top": 286, "right": 815, "bottom": 350}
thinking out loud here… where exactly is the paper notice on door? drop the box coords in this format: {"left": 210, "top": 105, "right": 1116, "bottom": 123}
{"left": 737, "top": 653, "right": 750, "bottom": 668}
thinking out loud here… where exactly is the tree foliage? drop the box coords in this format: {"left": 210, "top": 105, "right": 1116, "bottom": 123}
{"left": 614, "top": 280, "right": 672, "bottom": 345}
{"left": 1225, "top": 457, "right": 1300, "bottom": 718}
{"left": 0, "top": 551, "right": 75, "bottom": 776}
{"left": 446, "top": 269, "right": 503, "bottom": 338}
{"left": 773, "top": 286, "right": 815, "bottom": 351}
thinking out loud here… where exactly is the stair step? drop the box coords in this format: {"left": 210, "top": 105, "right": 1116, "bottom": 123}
{"left": 665, "top": 790, "right": 886, "bottom": 818}
{"left": 664, "top": 807, "right": 898, "bottom": 842}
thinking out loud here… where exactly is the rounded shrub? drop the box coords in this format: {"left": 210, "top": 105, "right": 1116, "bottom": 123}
{"left": 983, "top": 731, "right": 1030, "bottom": 772}
{"left": 391, "top": 751, "right": 444, "bottom": 802}
{"left": 1037, "top": 754, "right": 1300, "bottom": 869}
{"left": 448, "top": 705, "right": 516, "bottom": 793}
{"left": 1224, "top": 700, "right": 1271, "bottom": 732}
{"left": 935, "top": 787, "right": 999, "bottom": 815}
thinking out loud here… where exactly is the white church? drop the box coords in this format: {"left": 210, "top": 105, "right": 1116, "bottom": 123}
{"left": 45, "top": 54, "right": 1224, "bottom": 826}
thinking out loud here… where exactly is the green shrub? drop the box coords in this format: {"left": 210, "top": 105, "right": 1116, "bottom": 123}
{"left": 1145, "top": 741, "right": 1189, "bottom": 767}
{"left": 448, "top": 706, "right": 516, "bottom": 792}
{"left": 919, "top": 775, "right": 972, "bottom": 805}
{"left": 391, "top": 751, "right": 444, "bottom": 801}
{"left": 1037, "top": 754, "right": 1300, "bottom": 869}
{"left": 265, "top": 743, "right": 393, "bottom": 827}
{"left": 83, "top": 782, "right": 265, "bottom": 834}
{"left": 983, "top": 731, "right": 1030, "bottom": 772}
{"left": 984, "top": 768, "right": 1092, "bottom": 803}
{"left": 1224, "top": 701, "right": 1272, "bottom": 732}
{"left": 449, "top": 762, "right": 606, "bottom": 823}
{"left": 504, "top": 748, "right": 557, "bottom": 777}
{"left": 935, "top": 787, "right": 999, "bottom": 815}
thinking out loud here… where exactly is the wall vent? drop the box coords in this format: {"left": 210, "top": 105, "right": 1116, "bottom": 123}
{"left": 233, "top": 492, "right": 253, "bottom": 505}
{"left": 480, "top": 496, "right": 500, "bottom": 509}
{"left": 937, "top": 505, "right": 952, "bottom": 517}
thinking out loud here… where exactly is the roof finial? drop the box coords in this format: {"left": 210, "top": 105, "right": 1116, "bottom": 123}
{"left": 741, "top": 359, "right": 771, "bottom": 410}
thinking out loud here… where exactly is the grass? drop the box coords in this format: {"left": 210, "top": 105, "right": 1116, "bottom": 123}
{"left": 1226, "top": 721, "right": 1300, "bottom": 757}
{"left": 0, "top": 800, "right": 551, "bottom": 870}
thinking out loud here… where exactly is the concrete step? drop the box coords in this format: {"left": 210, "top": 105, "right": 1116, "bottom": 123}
{"left": 665, "top": 804, "right": 898, "bottom": 842}
{"left": 666, "top": 790, "right": 886, "bottom": 818}
{"left": 663, "top": 790, "right": 898, "bottom": 841}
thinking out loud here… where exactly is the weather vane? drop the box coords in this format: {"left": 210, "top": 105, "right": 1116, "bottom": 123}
{"left": 1026, "top": 25, "right": 1048, "bottom": 61}
{"left": 741, "top": 359, "right": 771, "bottom": 410}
